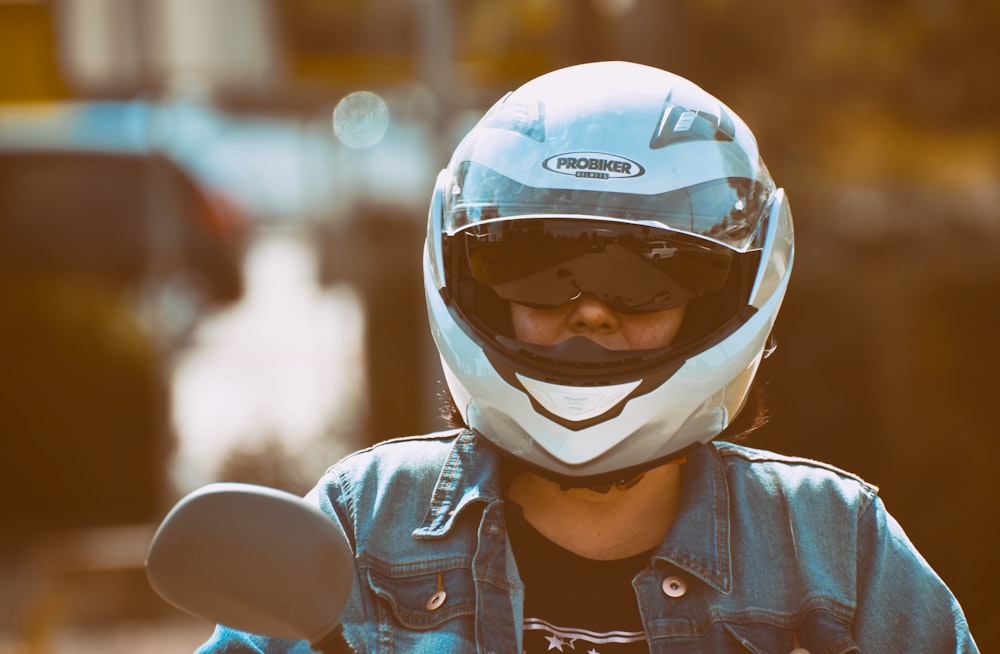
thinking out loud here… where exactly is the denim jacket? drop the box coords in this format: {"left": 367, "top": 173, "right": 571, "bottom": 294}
{"left": 197, "top": 429, "right": 978, "bottom": 653}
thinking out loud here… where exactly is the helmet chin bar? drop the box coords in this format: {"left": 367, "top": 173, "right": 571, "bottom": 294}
{"left": 497, "top": 335, "right": 666, "bottom": 424}
{"left": 484, "top": 338, "right": 688, "bottom": 431}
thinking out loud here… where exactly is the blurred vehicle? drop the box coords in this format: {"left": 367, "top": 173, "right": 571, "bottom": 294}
{"left": 0, "top": 148, "right": 245, "bottom": 294}
{"left": 0, "top": 103, "right": 251, "bottom": 349}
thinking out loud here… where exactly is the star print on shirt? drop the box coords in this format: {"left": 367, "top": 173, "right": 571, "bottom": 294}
{"left": 545, "top": 633, "right": 567, "bottom": 651}
{"left": 524, "top": 618, "right": 645, "bottom": 653}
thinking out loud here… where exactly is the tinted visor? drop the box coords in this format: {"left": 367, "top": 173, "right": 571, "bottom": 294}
{"left": 457, "top": 218, "right": 734, "bottom": 314}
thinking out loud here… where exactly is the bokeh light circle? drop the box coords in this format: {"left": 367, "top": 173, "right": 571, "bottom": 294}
{"left": 333, "top": 91, "right": 390, "bottom": 149}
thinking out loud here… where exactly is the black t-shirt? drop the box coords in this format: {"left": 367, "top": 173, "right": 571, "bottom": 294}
{"left": 505, "top": 502, "right": 652, "bottom": 653}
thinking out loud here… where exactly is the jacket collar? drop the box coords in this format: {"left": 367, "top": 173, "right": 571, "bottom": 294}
{"left": 413, "top": 429, "right": 504, "bottom": 538}
{"left": 653, "top": 443, "right": 733, "bottom": 594}
{"left": 412, "top": 431, "right": 734, "bottom": 595}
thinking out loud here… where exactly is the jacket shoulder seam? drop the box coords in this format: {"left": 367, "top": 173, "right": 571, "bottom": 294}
{"left": 713, "top": 441, "right": 879, "bottom": 495}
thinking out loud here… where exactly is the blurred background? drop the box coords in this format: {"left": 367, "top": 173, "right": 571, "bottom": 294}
{"left": 0, "top": 0, "right": 996, "bottom": 651}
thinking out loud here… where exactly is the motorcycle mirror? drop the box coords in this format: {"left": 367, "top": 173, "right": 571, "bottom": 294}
{"left": 146, "top": 482, "right": 354, "bottom": 647}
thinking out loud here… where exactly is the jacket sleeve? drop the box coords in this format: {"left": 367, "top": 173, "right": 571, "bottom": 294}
{"left": 853, "top": 494, "right": 979, "bottom": 652}
{"left": 194, "top": 625, "right": 317, "bottom": 653}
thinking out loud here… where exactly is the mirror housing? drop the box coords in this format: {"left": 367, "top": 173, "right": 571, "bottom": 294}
{"left": 146, "top": 482, "right": 354, "bottom": 646}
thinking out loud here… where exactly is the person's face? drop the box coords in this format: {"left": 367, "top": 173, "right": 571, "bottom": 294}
{"left": 510, "top": 294, "right": 686, "bottom": 351}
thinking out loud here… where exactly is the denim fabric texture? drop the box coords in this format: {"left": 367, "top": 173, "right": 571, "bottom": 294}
{"left": 196, "top": 429, "right": 978, "bottom": 653}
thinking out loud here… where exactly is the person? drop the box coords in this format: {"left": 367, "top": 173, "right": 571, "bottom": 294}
{"left": 196, "top": 62, "right": 977, "bottom": 653}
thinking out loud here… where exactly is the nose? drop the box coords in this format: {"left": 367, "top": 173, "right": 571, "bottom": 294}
{"left": 566, "top": 294, "right": 621, "bottom": 334}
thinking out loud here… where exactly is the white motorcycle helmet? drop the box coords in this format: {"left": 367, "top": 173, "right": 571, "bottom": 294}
{"left": 424, "top": 61, "right": 793, "bottom": 484}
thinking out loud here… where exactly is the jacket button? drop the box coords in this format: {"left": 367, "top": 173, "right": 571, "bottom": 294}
{"left": 425, "top": 590, "right": 447, "bottom": 611}
{"left": 661, "top": 575, "right": 687, "bottom": 598}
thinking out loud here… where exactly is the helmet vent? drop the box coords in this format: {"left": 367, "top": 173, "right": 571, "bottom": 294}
{"left": 516, "top": 374, "right": 642, "bottom": 422}
{"left": 481, "top": 99, "right": 546, "bottom": 143}
{"left": 649, "top": 101, "right": 737, "bottom": 149}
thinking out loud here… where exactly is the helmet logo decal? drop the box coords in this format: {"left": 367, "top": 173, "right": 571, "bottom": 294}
{"left": 543, "top": 152, "right": 645, "bottom": 180}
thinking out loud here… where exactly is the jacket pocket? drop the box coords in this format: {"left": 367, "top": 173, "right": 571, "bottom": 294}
{"left": 723, "top": 610, "right": 860, "bottom": 654}
{"left": 366, "top": 562, "right": 477, "bottom": 630}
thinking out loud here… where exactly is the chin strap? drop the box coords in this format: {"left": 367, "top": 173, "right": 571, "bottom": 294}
{"left": 559, "top": 456, "right": 687, "bottom": 494}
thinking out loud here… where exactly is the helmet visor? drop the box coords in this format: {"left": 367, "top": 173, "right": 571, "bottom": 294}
{"left": 455, "top": 218, "right": 734, "bottom": 314}
{"left": 445, "top": 162, "right": 773, "bottom": 252}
